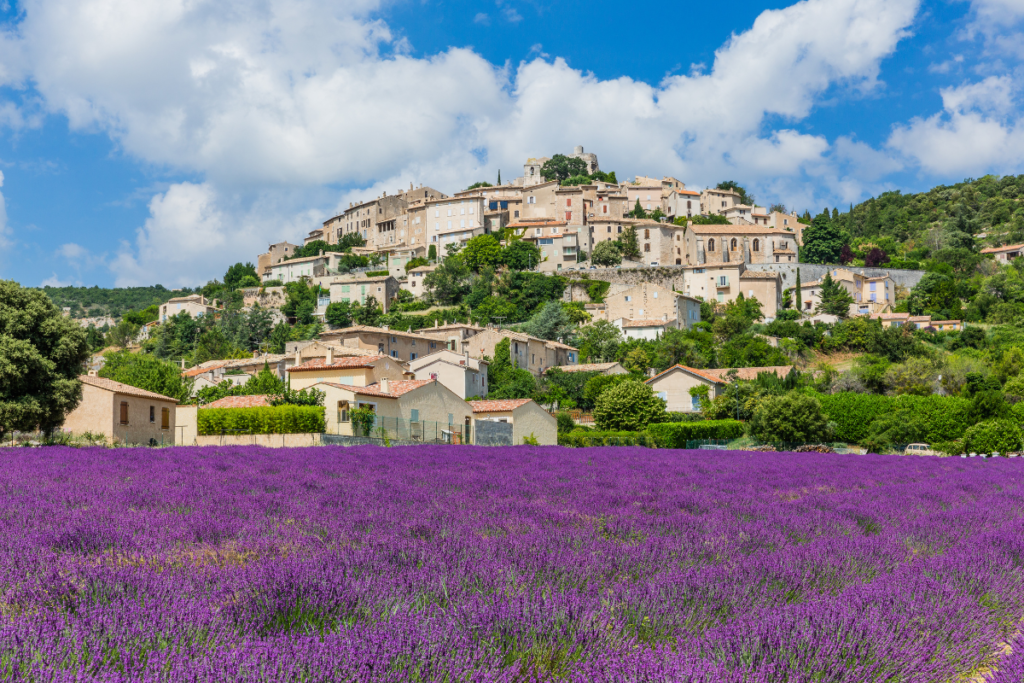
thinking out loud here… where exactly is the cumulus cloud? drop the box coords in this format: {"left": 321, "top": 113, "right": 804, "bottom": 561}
{"left": 0, "top": 0, "right": 922, "bottom": 283}
{"left": 0, "top": 171, "right": 10, "bottom": 261}
{"left": 887, "top": 76, "right": 1024, "bottom": 176}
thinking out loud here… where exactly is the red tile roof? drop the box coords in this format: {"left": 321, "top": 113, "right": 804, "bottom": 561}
{"left": 981, "top": 243, "right": 1024, "bottom": 254}
{"left": 320, "top": 379, "right": 433, "bottom": 398}
{"left": 287, "top": 356, "right": 385, "bottom": 373}
{"left": 468, "top": 399, "right": 533, "bottom": 413}
{"left": 646, "top": 365, "right": 793, "bottom": 385}
{"left": 622, "top": 319, "right": 674, "bottom": 328}
{"left": 203, "top": 395, "right": 273, "bottom": 409}
{"left": 182, "top": 361, "right": 230, "bottom": 377}
{"left": 548, "top": 362, "right": 621, "bottom": 373}
{"left": 79, "top": 375, "right": 179, "bottom": 403}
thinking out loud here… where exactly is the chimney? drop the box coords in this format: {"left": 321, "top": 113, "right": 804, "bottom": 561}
{"left": 380, "top": 378, "right": 391, "bottom": 394}
{"left": 434, "top": 320, "right": 438, "bottom": 328}
{"left": 382, "top": 324, "right": 389, "bottom": 331}
{"left": 410, "top": 182, "right": 414, "bottom": 191}
{"left": 319, "top": 249, "right": 324, "bottom": 256}
{"left": 383, "top": 190, "right": 387, "bottom": 197}
{"left": 294, "top": 349, "right": 302, "bottom": 366}
{"left": 252, "top": 350, "right": 259, "bottom": 358}
{"left": 326, "top": 346, "right": 334, "bottom": 365}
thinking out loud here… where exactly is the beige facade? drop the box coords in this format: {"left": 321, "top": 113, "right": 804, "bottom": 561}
{"left": 683, "top": 224, "right": 799, "bottom": 266}
{"left": 159, "top": 295, "right": 220, "bottom": 323}
{"left": 646, "top": 365, "right": 794, "bottom": 413}
{"left": 408, "top": 349, "right": 489, "bottom": 399}
{"left": 547, "top": 362, "right": 626, "bottom": 376}
{"left": 175, "top": 405, "right": 197, "bottom": 446}
{"left": 468, "top": 398, "right": 557, "bottom": 445}
{"left": 62, "top": 376, "right": 177, "bottom": 445}
{"left": 319, "top": 325, "right": 451, "bottom": 362}
{"left": 288, "top": 353, "right": 406, "bottom": 391}
{"left": 981, "top": 243, "right": 1024, "bottom": 264}
{"left": 405, "top": 265, "right": 437, "bottom": 298}
{"left": 267, "top": 251, "right": 368, "bottom": 284}
{"left": 241, "top": 286, "right": 287, "bottom": 310}
{"left": 461, "top": 327, "right": 579, "bottom": 377}
{"left": 324, "top": 186, "right": 447, "bottom": 247}
{"left": 317, "top": 275, "right": 401, "bottom": 315}
{"left": 406, "top": 196, "right": 489, "bottom": 252}
{"left": 679, "top": 265, "right": 781, "bottom": 319}
{"left": 799, "top": 268, "right": 895, "bottom": 316}
{"left": 387, "top": 246, "right": 427, "bottom": 279}
{"left": 871, "top": 313, "right": 963, "bottom": 331}
{"left": 318, "top": 379, "right": 474, "bottom": 440}
{"left": 257, "top": 242, "right": 300, "bottom": 278}
{"left": 700, "top": 188, "right": 742, "bottom": 215}
{"left": 625, "top": 181, "right": 664, "bottom": 215}
{"left": 522, "top": 157, "right": 551, "bottom": 186}
{"left": 664, "top": 189, "right": 701, "bottom": 221}
{"left": 592, "top": 283, "right": 702, "bottom": 330}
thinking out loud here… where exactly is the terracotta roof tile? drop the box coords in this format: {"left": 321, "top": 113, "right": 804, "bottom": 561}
{"left": 981, "top": 243, "right": 1024, "bottom": 254}
{"left": 320, "top": 379, "right": 433, "bottom": 398}
{"left": 182, "top": 360, "right": 231, "bottom": 377}
{"left": 622, "top": 319, "right": 674, "bottom": 328}
{"left": 646, "top": 364, "right": 793, "bottom": 385}
{"left": 80, "top": 375, "right": 179, "bottom": 403}
{"left": 287, "top": 356, "right": 385, "bottom": 373}
{"left": 688, "top": 224, "right": 795, "bottom": 235}
{"left": 468, "top": 399, "right": 533, "bottom": 412}
{"left": 740, "top": 271, "right": 779, "bottom": 279}
{"left": 203, "top": 395, "right": 273, "bottom": 409}
{"left": 318, "top": 325, "right": 448, "bottom": 343}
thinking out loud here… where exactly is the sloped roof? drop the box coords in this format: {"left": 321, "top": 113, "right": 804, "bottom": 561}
{"left": 79, "top": 375, "right": 179, "bottom": 403}
{"left": 689, "top": 224, "right": 793, "bottom": 235}
{"left": 182, "top": 360, "right": 231, "bottom": 377}
{"left": 468, "top": 399, "right": 533, "bottom": 413}
{"left": 739, "top": 271, "right": 779, "bottom": 280}
{"left": 287, "top": 356, "right": 385, "bottom": 373}
{"left": 622, "top": 319, "right": 674, "bottom": 328}
{"left": 645, "top": 365, "right": 793, "bottom": 385}
{"left": 981, "top": 243, "right": 1024, "bottom": 254}
{"left": 320, "top": 379, "right": 433, "bottom": 398}
{"left": 203, "top": 395, "right": 273, "bottom": 409}
{"left": 319, "top": 325, "right": 448, "bottom": 343}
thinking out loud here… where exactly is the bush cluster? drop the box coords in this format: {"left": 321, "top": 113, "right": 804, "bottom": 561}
{"left": 558, "top": 430, "right": 657, "bottom": 448}
{"left": 645, "top": 420, "right": 745, "bottom": 449}
{"left": 197, "top": 406, "right": 325, "bottom": 435}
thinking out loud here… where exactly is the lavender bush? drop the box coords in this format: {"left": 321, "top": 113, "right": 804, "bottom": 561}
{"left": 0, "top": 445, "right": 1022, "bottom": 681}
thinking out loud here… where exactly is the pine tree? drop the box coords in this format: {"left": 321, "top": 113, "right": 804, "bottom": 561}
{"left": 817, "top": 272, "right": 855, "bottom": 317}
{"left": 497, "top": 169, "right": 501, "bottom": 185}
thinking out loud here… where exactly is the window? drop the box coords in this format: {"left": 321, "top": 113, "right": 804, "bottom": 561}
{"left": 338, "top": 401, "right": 350, "bottom": 423}
{"left": 718, "top": 276, "right": 728, "bottom": 286}
{"left": 565, "top": 212, "right": 571, "bottom": 221}
{"left": 566, "top": 198, "right": 572, "bottom": 207}
{"left": 528, "top": 196, "right": 536, "bottom": 204}
{"left": 870, "top": 282, "right": 876, "bottom": 292}
{"left": 708, "top": 239, "right": 715, "bottom": 252}
{"left": 625, "top": 295, "right": 631, "bottom": 302}
{"left": 119, "top": 402, "right": 129, "bottom": 425}
{"left": 617, "top": 226, "right": 622, "bottom": 234}
{"left": 149, "top": 406, "right": 156, "bottom": 423}
{"left": 161, "top": 408, "right": 170, "bottom": 430}
{"left": 461, "top": 207, "right": 466, "bottom": 215}
{"left": 514, "top": 210, "right": 520, "bottom": 218}
{"left": 653, "top": 292, "right": 658, "bottom": 298}
{"left": 411, "top": 409, "right": 419, "bottom": 422}
{"left": 607, "top": 226, "right": 611, "bottom": 233}
{"left": 644, "top": 229, "right": 650, "bottom": 239}
{"left": 687, "top": 200, "right": 691, "bottom": 209}
{"left": 410, "top": 353, "right": 417, "bottom": 361}
{"left": 391, "top": 350, "right": 398, "bottom": 358}
{"left": 731, "top": 238, "right": 738, "bottom": 251}
{"left": 603, "top": 205, "right": 608, "bottom": 214}
{"left": 644, "top": 243, "right": 651, "bottom": 252}
{"left": 753, "top": 239, "right": 759, "bottom": 252}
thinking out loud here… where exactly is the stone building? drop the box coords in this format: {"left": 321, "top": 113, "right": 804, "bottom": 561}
{"left": 683, "top": 224, "right": 799, "bottom": 266}
{"left": 700, "top": 187, "right": 742, "bottom": 216}
{"left": 159, "top": 295, "right": 221, "bottom": 323}
{"left": 257, "top": 241, "right": 299, "bottom": 279}
{"left": 62, "top": 375, "right": 178, "bottom": 445}
{"left": 406, "top": 196, "right": 488, "bottom": 252}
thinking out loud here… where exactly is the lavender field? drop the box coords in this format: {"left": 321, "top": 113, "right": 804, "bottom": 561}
{"left": 0, "top": 447, "right": 1023, "bottom": 682}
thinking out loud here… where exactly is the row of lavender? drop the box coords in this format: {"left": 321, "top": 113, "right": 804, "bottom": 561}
{"left": 0, "top": 446, "right": 1021, "bottom": 681}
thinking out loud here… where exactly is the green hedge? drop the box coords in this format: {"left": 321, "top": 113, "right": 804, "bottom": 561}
{"left": 558, "top": 430, "right": 655, "bottom": 448}
{"left": 198, "top": 406, "right": 325, "bottom": 435}
{"left": 815, "top": 392, "right": 973, "bottom": 444}
{"left": 645, "top": 420, "right": 745, "bottom": 449}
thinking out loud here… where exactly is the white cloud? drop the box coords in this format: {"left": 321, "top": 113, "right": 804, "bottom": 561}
{"left": 887, "top": 76, "right": 1024, "bottom": 176}
{"left": 473, "top": 12, "right": 490, "bottom": 25}
{"left": 40, "top": 273, "right": 72, "bottom": 287}
{"left": 0, "top": 0, "right": 922, "bottom": 283}
{"left": 502, "top": 7, "right": 522, "bottom": 23}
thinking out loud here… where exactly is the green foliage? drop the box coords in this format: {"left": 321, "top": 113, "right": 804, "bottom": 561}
{"left": 405, "top": 257, "right": 429, "bottom": 274}
{"left": 575, "top": 320, "right": 622, "bottom": 362}
{"left": 224, "top": 262, "right": 259, "bottom": 290}
{"left": 41, "top": 284, "right": 180, "bottom": 319}
{"left": 424, "top": 250, "right": 471, "bottom": 305}
{"left": 281, "top": 280, "right": 322, "bottom": 325}
{"left": 324, "top": 301, "right": 354, "bottom": 328}
{"left": 487, "top": 337, "right": 537, "bottom": 399}
{"left": 521, "top": 433, "right": 540, "bottom": 445}
{"left": 502, "top": 239, "right": 541, "bottom": 271}
{"left": 801, "top": 210, "right": 848, "bottom": 264}
{"left": 558, "top": 430, "right": 656, "bottom": 448}
{"left": 715, "top": 181, "right": 754, "bottom": 206}
{"left": 540, "top": 155, "right": 588, "bottom": 183}
{"left": 106, "top": 319, "right": 141, "bottom": 348}
{"left": 585, "top": 280, "right": 610, "bottom": 303}
{"left": 816, "top": 392, "right": 975, "bottom": 445}
{"left": 122, "top": 305, "right": 159, "bottom": 326}
{"left": 593, "top": 380, "right": 666, "bottom": 431}
{"left": 521, "top": 301, "right": 576, "bottom": 343}
{"left": 466, "top": 181, "right": 492, "bottom": 190}
{"left": 683, "top": 214, "right": 731, "bottom": 225}
{"left": 582, "top": 373, "right": 631, "bottom": 408}
{"left": 0, "top": 281, "right": 90, "bottom": 436}
{"left": 98, "top": 350, "right": 194, "bottom": 403}
{"left": 749, "top": 392, "right": 833, "bottom": 444}
{"left": 817, "top": 272, "right": 855, "bottom": 317}
{"left": 591, "top": 240, "right": 622, "bottom": 266}
{"left": 197, "top": 405, "right": 325, "bottom": 435}
{"left": 963, "top": 419, "right": 1023, "bottom": 454}
{"left": 545, "top": 369, "right": 602, "bottom": 411}
{"left": 462, "top": 235, "right": 503, "bottom": 272}
{"left": 555, "top": 411, "right": 576, "bottom": 434}
{"left": 285, "top": 237, "right": 366, "bottom": 261}
{"left": 618, "top": 226, "right": 641, "bottom": 260}
{"left": 352, "top": 296, "right": 384, "bottom": 327}
{"left": 645, "top": 420, "right": 745, "bottom": 448}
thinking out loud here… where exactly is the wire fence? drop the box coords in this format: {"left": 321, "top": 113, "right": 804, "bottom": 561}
{"left": 342, "top": 416, "right": 471, "bottom": 445}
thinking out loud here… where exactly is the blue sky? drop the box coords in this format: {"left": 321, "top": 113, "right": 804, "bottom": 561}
{"left": 0, "top": 0, "right": 1021, "bottom": 288}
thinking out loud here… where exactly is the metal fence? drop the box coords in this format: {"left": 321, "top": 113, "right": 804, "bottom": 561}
{"left": 341, "top": 416, "right": 471, "bottom": 445}
{"left": 684, "top": 439, "right": 860, "bottom": 453}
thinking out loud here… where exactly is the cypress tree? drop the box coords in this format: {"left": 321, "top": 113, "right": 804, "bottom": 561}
{"left": 497, "top": 169, "right": 501, "bottom": 185}
{"left": 795, "top": 268, "right": 802, "bottom": 313}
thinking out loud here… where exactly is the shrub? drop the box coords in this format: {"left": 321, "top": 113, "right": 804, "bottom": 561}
{"left": 198, "top": 406, "right": 325, "bottom": 435}
{"left": 645, "top": 420, "right": 745, "bottom": 449}
{"left": 364, "top": 270, "right": 389, "bottom": 277}
{"left": 555, "top": 412, "right": 575, "bottom": 434}
{"left": 749, "top": 393, "right": 833, "bottom": 444}
{"left": 593, "top": 380, "right": 666, "bottom": 431}
{"left": 963, "top": 419, "right": 1024, "bottom": 455}
{"left": 558, "top": 430, "right": 655, "bottom": 448}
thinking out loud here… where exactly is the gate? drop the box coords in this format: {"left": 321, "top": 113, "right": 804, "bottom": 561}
{"left": 475, "top": 420, "right": 514, "bottom": 446}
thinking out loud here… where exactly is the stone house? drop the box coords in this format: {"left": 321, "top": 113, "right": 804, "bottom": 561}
{"left": 683, "top": 224, "right": 799, "bottom": 266}
{"left": 257, "top": 241, "right": 299, "bottom": 278}
{"left": 62, "top": 375, "right": 178, "bottom": 445}
{"left": 700, "top": 187, "right": 742, "bottom": 215}
{"left": 678, "top": 265, "right": 781, "bottom": 320}
{"left": 159, "top": 295, "right": 221, "bottom": 323}
{"left": 645, "top": 365, "right": 793, "bottom": 413}
{"left": 468, "top": 398, "right": 557, "bottom": 445}
{"left": 387, "top": 246, "right": 428, "bottom": 279}
{"left": 461, "top": 327, "right": 578, "bottom": 377}
{"left": 318, "top": 325, "right": 451, "bottom": 362}
{"left": 870, "top": 313, "right": 962, "bottom": 331}
{"left": 241, "top": 286, "right": 287, "bottom": 309}
{"left": 324, "top": 186, "right": 446, "bottom": 247}
{"left": 266, "top": 251, "right": 364, "bottom": 284}
{"left": 407, "top": 349, "right": 490, "bottom": 399}
{"left": 317, "top": 275, "right": 401, "bottom": 315}
{"left": 664, "top": 188, "right": 701, "bottom": 221}
{"left": 799, "top": 268, "right": 895, "bottom": 316}
{"left": 625, "top": 179, "right": 664, "bottom": 215}
{"left": 547, "top": 362, "right": 627, "bottom": 376}
{"left": 287, "top": 352, "right": 406, "bottom": 391}
{"left": 590, "top": 283, "right": 702, "bottom": 331}
{"left": 317, "top": 378, "right": 474, "bottom": 442}
{"left": 981, "top": 243, "right": 1024, "bottom": 264}
{"left": 405, "top": 265, "right": 437, "bottom": 298}
{"left": 406, "top": 196, "right": 488, "bottom": 252}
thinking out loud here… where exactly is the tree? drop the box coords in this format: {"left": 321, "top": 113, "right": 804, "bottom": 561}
{"left": 428, "top": 245, "right": 437, "bottom": 262}
{"left": 839, "top": 244, "right": 854, "bottom": 264}
{"left": 593, "top": 380, "right": 666, "bottom": 431}
{"left": 687, "top": 214, "right": 731, "bottom": 225}
{"left": 352, "top": 296, "right": 383, "bottom": 326}
{"left": 583, "top": 373, "right": 631, "bottom": 407}
{"left": 224, "top": 262, "right": 259, "bottom": 290}
{"left": 715, "top": 181, "right": 753, "bottom": 206}
{"left": 562, "top": 175, "right": 592, "bottom": 187}
{"left": 487, "top": 338, "right": 536, "bottom": 399}
{"left": 963, "top": 419, "right": 1023, "bottom": 455}
{"left": 801, "top": 211, "right": 848, "bottom": 264}
{"left": 619, "top": 226, "right": 641, "bottom": 260}
{"left": 522, "top": 301, "right": 576, "bottom": 343}
{"left": 281, "top": 280, "right": 321, "bottom": 325}
{"left": 423, "top": 253, "right": 471, "bottom": 305}
{"left": 106, "top": 319, "right": 141, "bottom": 348}
{"left": 540, "top": 155, "right": 588, "bottom": 183}
{"left": 405, "top": 257, "right": 429, "bottom": 273}
{"left": 885, "top": 357, "right": 937, "bottom": 396}
{"left": 575, "top": 320, "right": 623, "bottom": 362}
{"left": 817, "top": 273, "right": 855, "bottom": 317}
{"left": 591, "top": 241, "right": 622, "bottom": 267}
{"left": 192, "top": 327, "right": 243, "bottom": 364}
{"left": 99, "top": 350, "right": 194, "bottom": 403}
{"left": 325, "top": 301, "right": 354, "bottom": 328}
{"left": 462, "top": 235, "right": 503, "bottom": 272}
{"left": 864, "top": 248, "right": 890, "bottom": 267}
{"left": 629, "top": 199, "right": 646, "bottom": 219}
{"left": 466, "top": 181, "right": 492, "bottom": 190}
{"left": 795, "top": 269, "right": 802, "bottom": 313}
{"left": 748, "top": 393, "right": 833, "bottom": 444}
{"left": 768, "top": 203, "right": 787, "bottom": 214}
{"left": 0, "top": 281, "right": 89, "bottom": 437}
{"left": 503, "top": 239, "right": 541, "bottom": 271}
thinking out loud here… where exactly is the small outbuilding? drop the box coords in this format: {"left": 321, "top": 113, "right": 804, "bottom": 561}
{"left": 468, "top": 398, "right": 557, "bottom": 445}
{"left": 62, "top": 375, "right": 178, "bottom": 445}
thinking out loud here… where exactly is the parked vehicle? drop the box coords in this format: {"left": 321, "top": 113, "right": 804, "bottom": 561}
{"left": 905, "top": 443, "right": 937, "bottom": 456}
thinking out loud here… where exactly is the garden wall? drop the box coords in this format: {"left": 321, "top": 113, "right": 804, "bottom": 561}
{"left": 197, "top": 433, "right": 322, "bottom": 447}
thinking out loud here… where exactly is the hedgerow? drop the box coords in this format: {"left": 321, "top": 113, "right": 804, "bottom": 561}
{"left": 645, "top": 420, "right": 745, "bottom": 449}
{"left": 197, "top": 406, "right": 325, "bottom": 435}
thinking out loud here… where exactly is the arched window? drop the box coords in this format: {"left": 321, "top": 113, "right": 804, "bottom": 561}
{"left": 708, "top": 239, "right": 715, "bottom": 252}
{"left": 753, "top": 239, "right": 760, "bottom": 252}
{"left": 731, "top": 238, "right": 738, "bottom": 251}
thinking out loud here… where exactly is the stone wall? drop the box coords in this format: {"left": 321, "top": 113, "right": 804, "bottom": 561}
{"left": 743, "top": 263, "right": 927, "bottom": 290}
{"left": 196, "top": 433, "right": 322, "bottom": 448}
{"left": 241, "top": 286, "right": 287, "bottom": 310}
